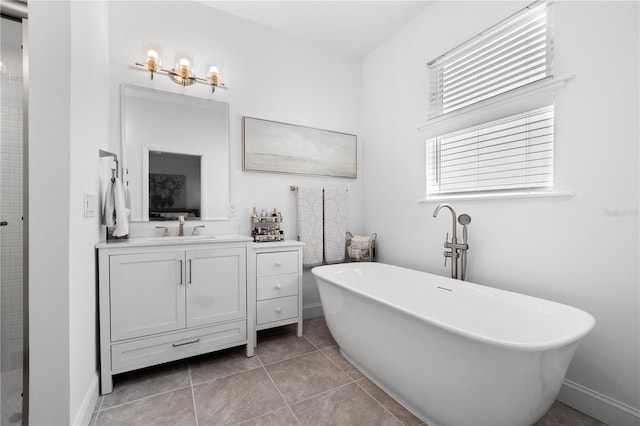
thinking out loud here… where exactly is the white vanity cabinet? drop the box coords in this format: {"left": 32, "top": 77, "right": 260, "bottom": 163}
{"left": 249, "top": 241, "right": 304, "bottom": 344}
{"left": 97, "top": 237, "right": 254, "bottom": 394}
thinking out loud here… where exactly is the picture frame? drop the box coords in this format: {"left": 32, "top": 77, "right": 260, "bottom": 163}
{"left": 242, "top": 117, "right": 357, "bottom": 178}
{"left": 149, "top": 173, "right": 187, "bottom": 209}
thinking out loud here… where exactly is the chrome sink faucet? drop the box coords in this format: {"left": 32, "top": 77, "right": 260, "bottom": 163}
{"left": 433, "top": 203, "right": 471, "bottom": 280}
{"left": 178, "top": 216, "right": 185, "bottom": 237}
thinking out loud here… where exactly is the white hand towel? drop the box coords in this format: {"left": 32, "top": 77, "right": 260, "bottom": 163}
{"left": 296, "top": 186, "right": 323, "bottom": 266}
{"left": 323, "top": 187, "right": 347, "bottom": 263}
{"left": 111, "top": 178, "right": 130, "bottom": 237}
{"left": 103, "top": 180, "right": 116, "bottom": 227}
{"left": 124, "top": 184, "right": 132, "bottom": 220}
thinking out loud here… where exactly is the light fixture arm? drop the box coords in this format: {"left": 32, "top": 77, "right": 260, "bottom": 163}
{"left": 134, "top": 58, "right": 225, "bottom": 93}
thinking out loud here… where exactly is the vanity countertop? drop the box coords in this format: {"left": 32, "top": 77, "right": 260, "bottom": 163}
{"left": 249, "top": 240, "right": 305, "bottom": 249}
{"left": 96, "top": 234, "right": 253, "bottom": 249}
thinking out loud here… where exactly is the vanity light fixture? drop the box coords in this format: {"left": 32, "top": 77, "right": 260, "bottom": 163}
{"left": 135, "top": 49, "right": 225, "bottom": 93}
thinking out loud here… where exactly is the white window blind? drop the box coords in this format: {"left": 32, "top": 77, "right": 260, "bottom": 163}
{"left": 428, "top": 0, "right": 553, "bottom": 118}
{"left": 427, "top": 106, "right": 554, "bottom": 195}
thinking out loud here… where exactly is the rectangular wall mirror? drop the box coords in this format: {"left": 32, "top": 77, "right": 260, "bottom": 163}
{"left": 121, "top": 84, "right": 230, "bottom": 221}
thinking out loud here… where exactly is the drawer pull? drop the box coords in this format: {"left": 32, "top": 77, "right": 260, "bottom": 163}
{"left": 274, "top": 261, "right": 282, "bottom": 267}
{"left": 275, "top": 307, "right": 282, "bottom": 313}
{"left": 172, "top": 338, "right": 200, "bottom": 348}
{"left": 275, "top": 283, "right": 282, "bottom": 289}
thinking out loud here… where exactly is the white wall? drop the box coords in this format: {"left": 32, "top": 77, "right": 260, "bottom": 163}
{"left": 29, "top": 1, "right": 108, "bottom": 424}
{"left": 29, "top": 1, "right": 72, "bottom": 423}
{"left": 68, "top": 2, "right": 109, "bottom": 424}
{"left": 362, "top": 1, "right": 639, "bottom": 423}
{"left": 108, "top": 1, "right": 365, "bottom": 313}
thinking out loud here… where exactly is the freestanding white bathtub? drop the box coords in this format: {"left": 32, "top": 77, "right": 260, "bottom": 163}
{"left": 312, "top": 263, "right": 595, "bottom": 426}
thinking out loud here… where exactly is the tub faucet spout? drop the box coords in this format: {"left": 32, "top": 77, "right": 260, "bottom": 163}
{"left": 433, "top": 204, "right": 470, "bottom": 281}
{"left": 433, "top": 204, "right": 457, "bottom": 244}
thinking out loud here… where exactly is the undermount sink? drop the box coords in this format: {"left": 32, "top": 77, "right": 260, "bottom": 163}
{"left": 143, "top": 235, "right": 216, "bottom": 242}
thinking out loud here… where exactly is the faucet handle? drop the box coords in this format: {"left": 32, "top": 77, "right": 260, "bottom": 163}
{"left": 192, "top": 225, "right": 205, "bottom": 236}
{"left": 155, "top": 226, "right": 170, "bottom": 237}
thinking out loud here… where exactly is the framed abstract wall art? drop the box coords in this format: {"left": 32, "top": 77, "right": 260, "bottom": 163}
{"left": 243, "top": 117, "right": 357, "bottom": 178}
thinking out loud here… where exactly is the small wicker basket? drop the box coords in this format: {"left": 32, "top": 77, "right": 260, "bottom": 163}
{"left": 345, "top": 232, "right": 377, "bottom": 262}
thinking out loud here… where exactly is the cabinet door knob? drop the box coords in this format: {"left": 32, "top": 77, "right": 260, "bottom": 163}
{"left": 275, "top": 307, "right": 282, "bottom": 313}
{"left": 275, "top": 283, "right": 282, "bottom": 289}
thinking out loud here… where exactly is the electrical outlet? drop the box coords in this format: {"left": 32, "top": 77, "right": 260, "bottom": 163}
{"left": 229, "top": 204, "right": 236, "bottom": 217}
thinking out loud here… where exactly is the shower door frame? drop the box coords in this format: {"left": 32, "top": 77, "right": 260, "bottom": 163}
{"left": 21, "top": 15, "right": 29, "bottom": 426}
{"left": 0, "top": 8, "right": 29, "bottom": 423}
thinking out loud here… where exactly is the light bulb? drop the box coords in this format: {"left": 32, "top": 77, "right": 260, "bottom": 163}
{"left": 146, "top": 49, "right": 159, "bottom": 73}
{"left": 147, "top": 49, "right": 159, "bottom": 61}
{"left": 207, "top": 66, "right": 220, "bottom": 85}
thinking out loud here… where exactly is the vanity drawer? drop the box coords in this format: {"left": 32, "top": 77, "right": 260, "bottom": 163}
{"left": 111, "top": 320, "right": 246, "bottom": 372}
{"left": 257, "top": 273, "right": 298, "bottom": 301}
{"left": 256, "top": 251, "right": 298, "bottom": 276}
{"left": 256, "top": 295, "right": 298, "bottom": 325}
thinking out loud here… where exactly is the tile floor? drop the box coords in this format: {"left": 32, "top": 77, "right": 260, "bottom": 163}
{"left": 90, "top": 317, "right": 605, "bottom": 426}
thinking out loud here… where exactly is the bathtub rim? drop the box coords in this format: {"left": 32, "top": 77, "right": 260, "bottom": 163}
{"left": 312, "top": 262, "right": 596, "bottom": 352}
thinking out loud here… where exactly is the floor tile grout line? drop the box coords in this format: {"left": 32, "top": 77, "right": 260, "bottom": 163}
{"left": 354, "top": 378, "right": 411, "bottom": 426}
{"left": 97, "top": 384, "right": 192, "bottom": 413}
{"left": 189, "top": 364, "right": 264, "bottom": 388}
{"left": 301, "top": 334, "right": 320, "bottom": 351}
{"left": 255, "top": 350, "right": 302, "bottom": 426}
{"left": 317, "top": 345, "right": 412, "bottom": 426}
{"left": 287, "top": 380, "right": 357, "bottom": 408}
{"left": 259, "top": 328, "right": 359, "bottom": 421}
{"left": 187, "top": 362, "right": 199, "bottom": 426}
{"left": 316, "top": 344, "right": 357, "bottom": 381}
{"left": 231, "top": 406, "right": 295, "bottom": 426}
{"left": 258, "top": 346, "right": 321, "bottom": 367}
{"left": 91, "top": 395, "right": 105, "bottom": 426}
{"left": 257, "top": 340, "right": 357, "bottom": 407}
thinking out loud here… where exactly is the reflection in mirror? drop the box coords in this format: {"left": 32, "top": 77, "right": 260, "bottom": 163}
{"left": 121, "top": 84, "right": 230, "bottom": 221}
{"left": 148, "top": 151, "right": 201, "bottom": 221}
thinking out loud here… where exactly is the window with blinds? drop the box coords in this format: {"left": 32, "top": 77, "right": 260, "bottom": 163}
{"left": 425, "top": 0, "right": 555, "bottom": 197}
{"left": 428, "top": 0, "right": 553, "bottom": 117}
{"left": 427, "top": 106, "right": 554, "bottom": 195}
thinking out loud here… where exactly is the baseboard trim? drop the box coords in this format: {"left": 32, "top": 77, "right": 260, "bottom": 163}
{"left": 72, "top": 372, "right": 100, "bottom": 426}
{"left": 303, "top": 303, "right": 324, "bottom": 319}
{"left": 558, "top": 380, "right": 640, "bottom": 426}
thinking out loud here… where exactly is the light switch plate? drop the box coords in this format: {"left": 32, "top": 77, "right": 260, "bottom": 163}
{"left": 84, "top": 193, "right": 96, "bottom": 217}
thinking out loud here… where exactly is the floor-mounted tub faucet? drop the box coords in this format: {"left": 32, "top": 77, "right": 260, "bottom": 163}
{"left": 433, "top": 203, "right": 471, "bottom": 280}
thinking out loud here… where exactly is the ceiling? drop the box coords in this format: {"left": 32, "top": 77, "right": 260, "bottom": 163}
{"left": 199, "top": 1, "right": 431, "bottom": 57}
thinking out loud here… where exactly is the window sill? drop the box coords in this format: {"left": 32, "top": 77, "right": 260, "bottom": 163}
{"left": 418, "top": 75, "right": 575, "bottom": 138}
{"left": 418, "top": 190, "right": 575, "bottom": 203}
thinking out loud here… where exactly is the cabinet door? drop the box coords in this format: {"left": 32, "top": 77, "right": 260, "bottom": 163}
{"left": 110, "top": 251, "right": 186, "bottom": 341}
{"left": 186, "top": 247, "right": 247, "bottom": 328}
